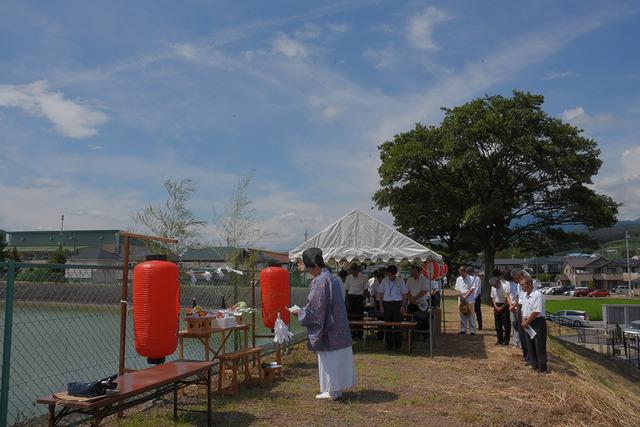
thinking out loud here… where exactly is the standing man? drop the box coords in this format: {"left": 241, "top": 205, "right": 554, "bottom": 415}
{"left": 406, "top": 264, "right": 429, "bottom": 314}
{"left": 335, "top": 269, "right": 348, "bottom": 302}
{"left": 467, "top": 266, "right": 483, "bottom": 330}
{"left": 490, "top": 270, "right": 511, "bottom": 346}
{"left": 430, "top": 277, "right": 441, "bottom": 308}
{"left": 377, "top": 265, "right": 408, "bottom": 350}
{"left": 455, "top": 266, "right": 476, "bottom": 335}
{"left": 510, "top": 269, "right": 529, "bottom": 364}
{"left": 366, "top": 268, "right": 384, "bottom": 311}
{"left": 345, "top": 263, "right": 367, "bottom": 338}
{"left": 520, "top": 274, "right": 548, "bottom": 373}
{"left": 293, "top": 247, "right": 355, "bottom": 399}
{"left": 406, "top": 264, "right": 430, "bottom": 334}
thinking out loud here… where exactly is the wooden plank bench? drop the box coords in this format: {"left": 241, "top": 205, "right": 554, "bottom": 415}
{"left": 216, "top": 347, "right": 262, "bottom": 395}
{"left": 348, "top": 321, "right": 418, "bottom": 353}
{"left": 36, "top": 360, "right": 216, "bottom": 426}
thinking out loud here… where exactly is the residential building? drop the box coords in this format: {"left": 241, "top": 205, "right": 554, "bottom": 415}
{"left": 7, "top": 230, "right": 123, "bottom": 263}
{"left": 180, "top": 247, "right": 289, "bottom": 270}
{"left": 494, "top": 258, "right": 526, "bottom": 271}
{"left": 523, "top": 257, "right": 564, "bottom": 275}
{"left": 558, "top": 255, "right": 631, "bottom": 289}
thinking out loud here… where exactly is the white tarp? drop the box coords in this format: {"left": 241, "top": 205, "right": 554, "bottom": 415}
{"left": 289, "top": 209, "right": 442, "bottom": 263}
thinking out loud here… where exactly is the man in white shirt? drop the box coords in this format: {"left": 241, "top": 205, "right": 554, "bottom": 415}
{"left": 504, "top": 270, "right": 520, "bottom": 347}
{"left": 467, "top": 266, "right": 483, "bottom": 330}
{"left": 377, "top": 264, "right": 408, "bottom": 350}
{"left": 366, "top": 269, "right": 384, "bottom": 309}
{"left": 490, "top": 270, "right": 511, "bottom": 346}
{"left": 344, "top": 263, "right": 367, "bottom": 338}
{"left": 405, "top": 264, "right": 430, "bottom": 336}
{"left": 335, "top": 270, "right": 348, "bottom": 302}
{"left": 455, "top": 266, "right": 476, "bottom": 335}
{"left": 520, "top": 274, "right": 548, "bottom": 373}
{"left": 430, "top": 278, "right": 442, "bottom": 308}
{"left": 406, "top": 265, "right": 430, "bottom": 313}
{"left": 510, "top": 269, "right": 530, "bottom": 364}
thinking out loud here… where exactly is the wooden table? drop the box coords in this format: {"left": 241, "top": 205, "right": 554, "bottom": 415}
{"left": 178, "top": 324, "right": 250, "bottom": 361}
{"left": 37, "top": 360, "right": 216, "bottom": 426}
{"left": 349, "top": 320, "right": 418, "bottom": 353}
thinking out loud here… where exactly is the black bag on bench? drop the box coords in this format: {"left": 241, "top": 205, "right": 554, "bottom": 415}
{"left": 68, "top": 374, "right": 117, "bottom": 397}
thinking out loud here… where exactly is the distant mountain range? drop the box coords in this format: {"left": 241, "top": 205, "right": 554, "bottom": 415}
{"left": 587, "top": 218, "right": 640, "bottom": 242}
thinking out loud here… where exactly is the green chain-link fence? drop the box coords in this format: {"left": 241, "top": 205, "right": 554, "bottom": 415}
{"left": 0, "top": 261, "right": 308, "bottom": 426}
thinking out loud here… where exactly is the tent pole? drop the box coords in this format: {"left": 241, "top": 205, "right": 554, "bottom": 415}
{"left": 441, "top": 278, "right": 446, "bottom": 334}
{"left": 429, "top": 276, "right": 433, "bottom": 358}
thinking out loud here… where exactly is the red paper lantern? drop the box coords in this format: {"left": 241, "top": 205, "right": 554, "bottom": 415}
{"left": 440, "top": 263, "right": 449, "bottom": 277}
{"left": 133, "top": 256, "right": 179, "bottom": 364}
{"left": 422, "top": 260, "right": 441, "bottom": 280}
{"left": 260, "top": 266, "right": 290, "bottom": 328}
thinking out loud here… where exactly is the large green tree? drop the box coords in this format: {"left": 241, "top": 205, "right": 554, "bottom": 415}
{"left": 374, "top": 91, "right": 619, "bottom": 301}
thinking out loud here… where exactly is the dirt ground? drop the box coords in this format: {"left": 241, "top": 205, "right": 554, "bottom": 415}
{"left": 112, "top": 300, "right": 640, "bottom": 427}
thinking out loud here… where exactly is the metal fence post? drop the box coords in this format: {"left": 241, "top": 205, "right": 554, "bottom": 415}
{"left": 1, "top": 261, "right": 16, "bottom": 427}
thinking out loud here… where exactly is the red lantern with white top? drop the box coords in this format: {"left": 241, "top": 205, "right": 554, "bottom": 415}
{"left": 260, "top": 266, "right": 290, "bottom": 328}
{"left": 422, "top": 260, "right": 441, "bottom": 280}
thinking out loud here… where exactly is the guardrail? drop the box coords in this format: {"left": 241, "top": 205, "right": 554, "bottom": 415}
{"left": 546, "top": 312, "right": 636, "bottom": 367}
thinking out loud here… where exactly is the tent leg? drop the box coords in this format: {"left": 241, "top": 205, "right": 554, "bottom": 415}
{"left": 429, "top": 309, "right": 433, "bottom": 358}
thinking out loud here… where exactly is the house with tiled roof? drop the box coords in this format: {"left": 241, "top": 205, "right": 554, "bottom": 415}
{"left": 558, "top": 255, "right": 630, "bottom": 289}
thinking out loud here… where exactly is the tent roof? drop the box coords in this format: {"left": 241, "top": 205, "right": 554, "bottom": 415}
{"left": 289, "top": 209, "right": 442, "bottom": 263}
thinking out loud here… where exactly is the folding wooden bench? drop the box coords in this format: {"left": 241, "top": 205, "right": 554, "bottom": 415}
{"left": 36, "top": 360, "right": 216, "bottom": 426}
{"left": 216, "top": 347, "right": 262, "bottom": 395}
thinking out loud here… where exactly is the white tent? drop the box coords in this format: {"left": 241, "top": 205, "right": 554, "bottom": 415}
{"left": 289, "top": 209, "right": 442, "bottom": 263}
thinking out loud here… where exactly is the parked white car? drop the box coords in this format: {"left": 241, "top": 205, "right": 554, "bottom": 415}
{"left": 623, "top": 320, "right": 640, "bottom": 336}
{"left": 550, "top": 310, "right": 590, "bottom": 327}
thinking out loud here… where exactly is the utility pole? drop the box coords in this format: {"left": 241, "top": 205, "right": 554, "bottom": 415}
{"left": 626, "top": 231, "right": 632, "bottom": 298}
{"left": 58, "top": 214, "right": 65, "bottom": 247}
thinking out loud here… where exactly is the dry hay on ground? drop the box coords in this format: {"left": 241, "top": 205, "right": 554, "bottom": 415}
{"left": 111, "top": 304, "right": 640, "bottom": 427}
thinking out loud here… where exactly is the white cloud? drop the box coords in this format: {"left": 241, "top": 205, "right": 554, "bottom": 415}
{"left": 372, "top": 10, "right": 616, "bottom": 144}
{"left": 363, "top": 42, "right": 396, "bottom": 69}
{"left": 88, "top": 144, "right": 104, "bottom": 150}
{"left": 27, "top": 178, "right": 65, "bottom": 189}
{"left": 0, "top": 182, "right": 140, "bottom": 231}
{"left": 373, "top": 23, "right": 394, "bottom": 34}
{"left": 321, "top": 105, "right": 344, "bottom": 120}
{"left": 594, "top": 144, "right": 640, "bottom": 220}
{"left": 171, "top": 42, "right": 201, "bottom": 62}
{"left": 327, "top": 22, "right": 349, "bottom": 33}
{"left": 562, "top": 106, "right": 586, "bottom": 121}
{"left": 295, "top": 23, "right": 321, "bottom": 39}
{"left": 561, "top": 106, "right": 615, "bottom": 128}
{"left": 0, "top": 80, "right": 108, "bottom": 138}
{"left": 272, "top": 33, "right": 308, "bottom": 58}
{"left": 544, "top": 70, "right": 580, "bottom": 80}
{"left": 407, "top": 6, "right": 450, "bottom": 50}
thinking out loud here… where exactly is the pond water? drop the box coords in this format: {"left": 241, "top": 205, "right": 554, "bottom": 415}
{"left": 0, "top": 302, "right": 287, "bottom": 425}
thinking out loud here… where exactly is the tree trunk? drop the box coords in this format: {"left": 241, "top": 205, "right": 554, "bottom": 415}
{"left": 482, "top": 247, "right": 495, "bottom": 304}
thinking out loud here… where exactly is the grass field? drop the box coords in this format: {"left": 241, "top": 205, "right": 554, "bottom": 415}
{"left": 105, "top": 298, "right": 640, "bottom": 427}
{"left": 545, "top": 298, "right": 640, "bottom": 321}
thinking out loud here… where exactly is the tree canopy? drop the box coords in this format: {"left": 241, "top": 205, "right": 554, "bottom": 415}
{"left": 374, "top": 91, "right": 619, "bottom": 299}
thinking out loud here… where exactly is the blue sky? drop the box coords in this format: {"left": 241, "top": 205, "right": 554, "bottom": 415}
{"left": 1, "top": 0, "right": 639, "bottom": 251}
